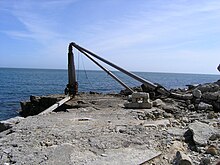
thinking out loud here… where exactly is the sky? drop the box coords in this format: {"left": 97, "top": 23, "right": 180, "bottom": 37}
{"left": 0, "top": 0, "right": 220, "bottom": 74}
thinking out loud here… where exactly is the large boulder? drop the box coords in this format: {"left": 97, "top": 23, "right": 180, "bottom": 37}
{"left": 192, "top": 89, "right": 202, "bottom": 98}
{"left": 201, "top": 91, "right": 220, "bottom": 111}
{"left": 196, "top": 83, "right": 219, "bottom": 93}
{"left": 187, "top": 121, "right": 218, "bottom": 146}
{"left": 202, "top": 91, "right": 219, "bottom": 101}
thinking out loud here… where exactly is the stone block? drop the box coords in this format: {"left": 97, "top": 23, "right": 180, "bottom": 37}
{"left": 131, "top": 92, "right": 149, "bottom": 103}
{"left": 124, "top": 102, "right": 152, "bottom": 109}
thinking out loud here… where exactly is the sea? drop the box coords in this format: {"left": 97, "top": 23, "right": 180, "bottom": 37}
{"left": 0, "top": 68, "right": 219, "bottom": 121}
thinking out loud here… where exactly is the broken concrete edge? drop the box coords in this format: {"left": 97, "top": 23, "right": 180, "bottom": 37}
{"left": 0, "top": 116, "right": 24, "bottom": 132}
{"left": 39, "top": 96, "right": 71, "bottom": 115}
{"left": 19, "top": 94, "right": 68, "bottom": 117}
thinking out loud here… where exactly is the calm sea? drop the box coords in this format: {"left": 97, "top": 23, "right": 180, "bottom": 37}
{"left": 0, "top": 68, "right": 219, "bottom": 120}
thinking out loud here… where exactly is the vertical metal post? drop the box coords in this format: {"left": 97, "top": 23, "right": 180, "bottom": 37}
{"left": 65, "top": 44, "right": 78, "bottom": 96}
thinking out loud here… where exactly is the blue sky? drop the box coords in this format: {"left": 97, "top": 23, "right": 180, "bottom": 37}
{"left": 0, "top": 0, "right": 220, "bottom": 74}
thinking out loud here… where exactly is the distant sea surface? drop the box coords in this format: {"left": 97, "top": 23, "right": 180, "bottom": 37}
{"left": 0, "top": 68, "right": 219, "bottom": 120}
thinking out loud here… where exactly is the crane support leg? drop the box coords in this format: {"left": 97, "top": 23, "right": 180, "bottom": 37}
{"left": 65, "top": 43, "right": 78, "bottom": 96}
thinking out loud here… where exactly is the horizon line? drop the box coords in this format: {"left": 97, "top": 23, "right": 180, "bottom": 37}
{"left": 0, "top": 66, "right": 219, "bottom": 76}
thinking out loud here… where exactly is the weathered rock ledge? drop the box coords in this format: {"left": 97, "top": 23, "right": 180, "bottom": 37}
{"left": 0, "top": 80, "right": 220, "bottom": 164}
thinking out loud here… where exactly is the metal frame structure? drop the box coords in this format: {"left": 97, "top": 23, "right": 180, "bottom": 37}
{"left": 65, "top": 42, "right": 170, "bottom": 97}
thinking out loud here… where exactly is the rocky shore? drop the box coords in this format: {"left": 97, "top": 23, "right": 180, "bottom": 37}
{"left": 0, "top": 80, "right": 220, "bottom": 164}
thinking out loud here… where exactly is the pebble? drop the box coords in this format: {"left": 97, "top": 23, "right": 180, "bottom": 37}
{"left": 163, "top": 112, "right": 173, "bottom": 118}
{"left": 3, "top": 148, "right": 12, "bottom": 154}
{"left": 200, "top": 157, "right": 211, "bottom": 165}
{"left": 12, "top": 144, "right": 18, "bottom": 147}
{"left": 209, "top": 133, "right": 220, "bottom": 141}
{"left": 206, "top": 145, "right": 218, "bottom": 155}
{"left": 207, "top": 112, "right": 217, "bottom": 119}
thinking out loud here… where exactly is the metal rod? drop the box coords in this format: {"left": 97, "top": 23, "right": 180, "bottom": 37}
{"left": 77, "top": 49, "right": 134, "bottom": 93}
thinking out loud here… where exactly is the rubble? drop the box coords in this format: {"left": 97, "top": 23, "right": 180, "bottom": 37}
{"left": 0, "top": 80, "right": 220, "bottom": 164}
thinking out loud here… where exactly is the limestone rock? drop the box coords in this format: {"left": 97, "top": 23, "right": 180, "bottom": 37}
{"left": 188, "top": 104, "right": 195, "bottom": 110}
{"left": 143, "top": 119, "right": 170, "bottom": 128}
{"left": 173, "top": 151, "right": 193, "bottom": 165}
{"left": 197, "top": 83, "right": 219, "bottom": 93}
{"left": 200, "top": 157, "right": 211, "bottom": 165}
{"left": 162, "top": 104, "right": 180, "bottom": 114}
{"left": 168, "top": 141, "right": 191, "bottom": 164}
{"left": 152, "top": 99, "right": 165, "bottom": 107}
{"left": 167, "top": 128, "right": 186, "bottom": 137}
{"left": 188, "top": 121, "right": 217, "bottom": 146}
{"left": 207, "top": 112, "right": 218, "bottom": 119}
{"left": 209, "top": 133, "right": 220, "bottom": 141}
{"left": 197, "top": 102, "right": 213, "bottom": 111}
{"left": 171, "top": 93, "right": 193, "bottom": 100}
{"left": 202, "top": 91, "right": 219, "bottom": 101}
{"left": 206, "top": 145, "right": 218, "bottom": 155}
{"left": 193, "top": 89, "right": 202, "bottom": 98}
{"left": 0, "top": 116, "right": 24, "bottom": 132}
